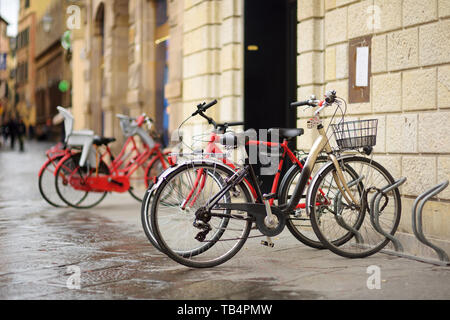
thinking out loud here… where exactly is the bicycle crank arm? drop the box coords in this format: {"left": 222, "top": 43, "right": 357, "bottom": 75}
{"left": 214, "top": 203, "right": 286, "bottom": 237}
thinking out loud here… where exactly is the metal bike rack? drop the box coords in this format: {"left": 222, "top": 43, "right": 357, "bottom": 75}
{"left": 370, "top": 178, "right": 450, "bottom": 266}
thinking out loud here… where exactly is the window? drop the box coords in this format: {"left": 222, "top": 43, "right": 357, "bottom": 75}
{"left": 25, "top": 0, "right": 30, "bottom": 9}
{"left": 17, "top": 28, "right": 29, "bottom": 50}
{"left": 17, "top": 62, "right": 28, "bottom": 84}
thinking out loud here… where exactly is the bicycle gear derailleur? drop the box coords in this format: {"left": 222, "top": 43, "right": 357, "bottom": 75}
{"left": 193, "top": 207, "right": 212, "bottom": 242}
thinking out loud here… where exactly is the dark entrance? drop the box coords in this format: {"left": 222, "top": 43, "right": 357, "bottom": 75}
{"left": 244, "top": 0, "right": 298, "bottom": 192}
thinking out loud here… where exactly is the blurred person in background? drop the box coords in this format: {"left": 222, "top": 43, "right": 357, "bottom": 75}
{"left": 1, "top": 115, "right": 9, "bottom": 148}
{"left": 7, "top": 116, "right": 17, "bottom": 150}
{"left": 17, "top": 118, "right": 26, "bottom": 152}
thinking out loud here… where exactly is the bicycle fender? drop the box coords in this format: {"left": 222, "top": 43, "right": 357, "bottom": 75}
{"left": 278, "top": 163, "right": 301, "bottom": 201}
{"left": 146, "top": 162, "right": 183, "bottom": 194}
{"left": 39, "top": 155, "right": 62, "bottom": 177}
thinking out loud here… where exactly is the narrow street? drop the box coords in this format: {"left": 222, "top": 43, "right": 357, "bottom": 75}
{"left": 0, "top": 141, "right": 449, "bottom": 300}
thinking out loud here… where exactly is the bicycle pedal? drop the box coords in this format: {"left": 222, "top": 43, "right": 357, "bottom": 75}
{"left": 260, "top": 240, "right": 275, "bottom": 248}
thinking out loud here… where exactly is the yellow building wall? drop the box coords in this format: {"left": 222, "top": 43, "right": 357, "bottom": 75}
{"left": 297, "top": 0, "right": 450, "bottom": 251}
{"left": 19, "top": 0, "right": 52, "bottom": 21}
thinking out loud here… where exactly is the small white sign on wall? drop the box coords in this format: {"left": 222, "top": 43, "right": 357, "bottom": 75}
{"left": 355, "top": 46, "right": 369, "bottom": 87}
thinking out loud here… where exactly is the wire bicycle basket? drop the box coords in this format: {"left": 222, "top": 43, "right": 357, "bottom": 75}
{"left": 331, "top": 119, "right": 378, "bottom": 151}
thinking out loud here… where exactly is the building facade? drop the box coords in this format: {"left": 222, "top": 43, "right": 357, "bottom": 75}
{"left": 74, "top": 0, "right": 244, "bottom": 147}
{"left": 73, "top": 0, "right": 450, "bottom": 252}
{"left": 297, "top": 0, "right": 450, "bottom": 254}
{"left": 0, "top": 16, "right": 10, "bottom": 121}
{"left": 35, "top": 0, "right": 72, "bottom": 134}
{"left": 16, "top": 0, "right": 52, "bottom": 131}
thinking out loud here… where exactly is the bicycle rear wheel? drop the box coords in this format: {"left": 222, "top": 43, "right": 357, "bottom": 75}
{"left": 55, "top": 154, "right": 108, "bottom": 209}
{"left": 38, "top": 155, "right": 66, "bottom": 207}
{"left": 149, "top": 161, "right": 253, "bottom": 268}
{"left": 308, "top": 156, "right": 401, "bottom": 258}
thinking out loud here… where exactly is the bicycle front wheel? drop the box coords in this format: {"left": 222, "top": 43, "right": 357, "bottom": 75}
{"left": 149, "top": 161, "right": 253, "bottom": 268}
{"left": 308, "top": 156, "right": 401, "bottom": 258}
{"left": 39, "top": 155, "right": 67, "bottom": 207}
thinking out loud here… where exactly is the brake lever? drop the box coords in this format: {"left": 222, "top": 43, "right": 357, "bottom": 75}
{"left": 302, "top": 99, "right": 319, "bottom": 112}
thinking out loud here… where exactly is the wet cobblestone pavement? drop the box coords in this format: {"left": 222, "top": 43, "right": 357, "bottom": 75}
{"left": 1, "top": 141, "right": 450, "bottom": 300}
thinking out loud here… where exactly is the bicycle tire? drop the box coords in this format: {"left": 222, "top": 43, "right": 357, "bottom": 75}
{"left": 38, "top": 155, "right": 66, "bottom": 208}
{"left": 142, "top": 163, "right": 224, "bottom": 253}
{"left": 308, "top": 156, "right": 401, "bottom": 259}
{"left": 149, "top": 160, "right": 253, "bottom": 268}
{"left": 278, "top": 156, "right": 328, "bottom": 249}
{"left": 129, "top": 153, "right": 169, "bottom": 202}
{"left": 141, "top": 187, "right": 161, "bottom": 250}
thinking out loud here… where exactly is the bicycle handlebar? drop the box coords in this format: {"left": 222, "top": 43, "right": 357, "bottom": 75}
{"left": 223, "top": 121, "right": 244, "bottom": 127}
{"left": 192, "top": 99, "right": 218, "bottom": 117}
{"left": 290, "top": 100, "right": 317, "bottom": 108}
{"left": 189, "top": 100, "right": 244, "bottom": 133}
{"left": 290, "top": 90, "right": 337, "bottom": 110}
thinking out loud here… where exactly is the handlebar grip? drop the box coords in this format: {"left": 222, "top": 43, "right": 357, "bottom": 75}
{"left": 192, "top": 99, "right": 218, "bottom": 116}
{"left": 202, "top": 99, "right": 218, "bottom": 111}
{"left": 290, "top": 100, "right": 312, "bottom": 108}
{"left": 226, "top": 121, "right": 244, "bottom": 127}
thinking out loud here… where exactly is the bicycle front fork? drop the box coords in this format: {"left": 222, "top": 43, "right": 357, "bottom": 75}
{"left": 329, "top": 154, "right": 361, "bottom": 208}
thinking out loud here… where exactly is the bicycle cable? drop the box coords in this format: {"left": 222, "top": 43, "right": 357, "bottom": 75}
{"left": 175, "top": 115, "right": 196, "bottom": 153}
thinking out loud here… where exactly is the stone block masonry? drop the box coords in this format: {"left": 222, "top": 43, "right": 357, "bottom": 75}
{"left": 297, "top": 0, "right": 450, "bottom": 242}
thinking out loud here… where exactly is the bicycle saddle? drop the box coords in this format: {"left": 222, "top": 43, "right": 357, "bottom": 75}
{"left": 268, "top": 128, "right": 304, "bottom": 139}
{"left": 93, "top": 137, "right": 116, "bottom": 146}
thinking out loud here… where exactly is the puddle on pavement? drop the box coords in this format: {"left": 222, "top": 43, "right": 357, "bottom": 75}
{"left": 151, "top": 279, "right": 324, "bottom": 300}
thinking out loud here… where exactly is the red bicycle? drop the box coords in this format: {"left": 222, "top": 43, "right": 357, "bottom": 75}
{"left": 38, "top": 142, "right": 73, "bottom": 207}
{"left": 142, "top": 100, "right": 328, "bottom": 250}
{"left": 53, "top": 114, "right": 169, "bottom": 209}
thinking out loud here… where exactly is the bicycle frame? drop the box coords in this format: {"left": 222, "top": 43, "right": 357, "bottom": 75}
{"left": 184, "top": 105, "right": 360, "bottom": 224}
{"left": 178, "top": 129, "right": 326, "bottom": 210}
{"left": 177, "top": 131, "right": 255, "bottom": 209}
{"left": 284, "top": 121, "right": 360, "bottom": 214}
{"left": 54, "top": 135, "right": 168, "bottom": 193}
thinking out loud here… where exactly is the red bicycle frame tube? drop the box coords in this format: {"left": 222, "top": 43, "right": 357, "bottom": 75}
{"left": 180, "top": 132, "right": 260, "bottom": 209}
{"left": 39, "top": 151, "right": 68, "bottom": 177}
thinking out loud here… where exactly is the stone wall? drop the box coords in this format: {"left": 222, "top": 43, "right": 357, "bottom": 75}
{"left": 174, "top": 0, "right": 244, "bottom": 146}
{"left": 297, "top": 0, "right": 450, "bottom": 243}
